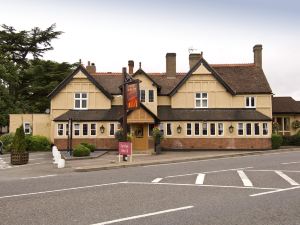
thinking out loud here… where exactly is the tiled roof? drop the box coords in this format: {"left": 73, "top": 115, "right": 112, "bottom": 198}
{"left": 272, "top": 97, "right": 300, "bottom": 114}
{"left": 158, "top": 106, "right": 272, "bottom": 121}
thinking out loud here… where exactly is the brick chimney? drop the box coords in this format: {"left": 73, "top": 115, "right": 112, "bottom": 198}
{"left": 128, "top": 60, "right": 134, "bottom": 74}
{"left": 189, "top": 53, "right": 202, "bottom": 69}
{"left": 166, "top": 53, "right": 176, "bottom": 76}
{"left": 86, "top": 61, "right": 96, "bottom": 73}
{"left": 253, "top": 44, "right": 262, "bottom": 68}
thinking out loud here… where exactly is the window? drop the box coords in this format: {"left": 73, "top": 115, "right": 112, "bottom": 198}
{"left": 210, "top": 123, "right": 216, "bottom": 136}
{"left": 195, "top": 93, "right": 208, "bottom": 108}
{"left": 202, "top": 123, "right": 208, "bottom": 136}
{"left": 149, "top": 90, "right": 154, "bottom": 102}
{"left": 263, "top": 123, "right": 268, "bottom": 135}
{"left": 140, "top": 90, "right": 145, "bottom": 102}
{"left": 194, "top": 123, "right": 200, "bottom": 136}
{"left": 57, "top": 124, "right": 64, "bottom": 136}
{"left": 159, "top": 123, "right": 164, "bottom": 135}
{"left": 166, "top": 123, "right": 172, "bottom": 136}
{"left": 246, "top": 123, "right": 252, "bottom": 135}
{"left": 284, "top": 117, "right": 290, "bottom": 131}
{"left": 254, "top": 123, "right": 260, "bottom": 135}
{"left": 245, "top": 96, "right": 255, "bottom": 108}
{"left": 66, "top": 124, "right": 69, "bottom": 136}
{"left": 74, "top": 124, "right": 80, "bottom": 136}
{"left": 186, "top": 123, "right": 192, "bottom": 136}
{"left": 23, "top": 122, "right": 31, "bottom": 134}
{"left": 218, "top": 123, "right": 224, "bottom": 136}
{"left": 74, "top": 93, "right": 88, "bottom": 109}
{"left": 238, "top": 123, "right": 244, "bottom": 136}
{"left": 91, "top": 124, "right": 96, "bottom": 136}
{"left": 148, "top": 124, "right": 155, "bottom": 136}
{"left": 109, "top": 123, "right": 115, "bottom": 136}
{"left": 83, "top": 124, "right": 88, "bottom": 136}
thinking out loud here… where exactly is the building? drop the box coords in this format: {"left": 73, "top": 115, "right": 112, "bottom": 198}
{"left": 272, "top": 97, "right": 300, "bottom": 135}
{"left": 10, "top": 45, "right": 273, "bottom": 151}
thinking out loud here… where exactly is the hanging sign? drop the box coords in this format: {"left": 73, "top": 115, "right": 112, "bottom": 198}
{"left": 126, "top": 81, "right": 140, "bottom": 110}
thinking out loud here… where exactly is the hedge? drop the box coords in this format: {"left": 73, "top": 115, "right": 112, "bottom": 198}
{"left": 73, "top": 144, "right": 90, "bottom": 157}
{"left": 0, "top": 133, "right": 15, "bottom": 153}
{"left": 271, "top": 134, "right": 283, "bottom": 149}
{"left": 25, "top": 135, "right": 51, "bottom": 151}
{"left": 282, "top": 133, "right": 300, "bottom": 146}
{"left": 80, "top": 142, "right": 96, "bottom": 152}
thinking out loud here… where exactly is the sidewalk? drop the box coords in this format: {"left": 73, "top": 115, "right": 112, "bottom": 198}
{"left": 70, "top": 147, "right": 300, "bottom": 172}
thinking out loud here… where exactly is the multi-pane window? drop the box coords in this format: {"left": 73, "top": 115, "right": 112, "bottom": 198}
{"left": 57, "top": 124, "right": 64, "bottom": 136}
{"left": 254, "top": 123, "right": 260, "bottom": 135}
{"left": 140, "top": 90, "right": 145, "bottom": 102}
{"left": 186, "top": 123, "right": 192, "bottom": 136}
{"left": 194, "top": 123, "right": 200, "bottom": 135}
{"left": 149, "top": 90, "right": 154, "bottom": 102}
{"left": 238, "top": 123, "right": 244, "bottom": 135}
{"left": 109, "top": 123, "right": 115, "bottom": 136}
{"left": 74, "top": 93, "right": 88, "bottom": 109}
{"left": 83, "top": 124, "right": 88, "bottom": 136}
{"left": 245, "top": 96, "right": 255, "bottom": 108}
{"left": 148, "top": 124, "right": 155, "bottom": 136}
{"left": 246, "top": 123, "right": 252, "bottom": 135}
{"left": 74, "top": 124, "right": 80, "bottom": 136}
{"left": 91, "top": 124, "right": 96, "bottom": 136}
{"left": 202, "top": 123, "right": 208, "bottom": 136}
{"left": 210, "top": 123, "right": 216, "bottom": 136}
{"left": 24, "top": 122, "right": 31, "bottom": 134}
{"left": 218, "top": 123, "right": 224, "bottom": 136}
{"left": 195, "top": 93, "right": 208, "bottom": 108}
{"left": 263, "top": 123, "right": 268, "bottom": 135}
{"left": 166, "top": 123, "right": 172, "bottom": 136}
{"left": 66, "top": 124, "right": 69, "bottom": 136}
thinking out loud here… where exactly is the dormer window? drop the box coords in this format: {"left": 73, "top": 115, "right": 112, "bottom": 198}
{"left": 195, "top": 93, "right": 208, "bottom": 108}
{"left": 245, "top": 96, "right": 255, "bottom": 108}
{"left": 74, "top": 93, "right": 88, "bottom": 109}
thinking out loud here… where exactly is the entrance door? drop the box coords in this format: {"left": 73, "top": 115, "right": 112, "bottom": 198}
{"left": 131, "top": 124, "right": 148, "bottom": 151}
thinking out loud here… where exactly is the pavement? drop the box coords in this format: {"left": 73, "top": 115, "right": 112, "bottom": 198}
{"left": 0, "top": 149, "right": 300, "bottom": 225}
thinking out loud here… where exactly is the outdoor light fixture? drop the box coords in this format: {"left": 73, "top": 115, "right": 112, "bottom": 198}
{"left": 177, "top": 125, "right": 182, "bottom": 134}
{"left": 229, "top": 125, "right": 234, "bottom": 133}
{"left": 100, "top": 125, "right": 105, "bottom": 134}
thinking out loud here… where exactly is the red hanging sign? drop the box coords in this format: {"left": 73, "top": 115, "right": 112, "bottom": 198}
{"left": 126, "top": 81, "right": 140, "bottom": 110}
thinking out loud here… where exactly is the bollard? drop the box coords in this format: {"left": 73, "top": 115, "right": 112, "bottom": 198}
{"left": 57, "top": 159, "right": 65, "bottom": 168}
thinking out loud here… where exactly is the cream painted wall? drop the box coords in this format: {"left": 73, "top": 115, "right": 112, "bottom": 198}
{"left": 158, "top": 96, "right": 171, "bottom": 105}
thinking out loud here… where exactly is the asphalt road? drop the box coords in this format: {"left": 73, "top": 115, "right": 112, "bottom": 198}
{"left": 0, "top": 150, "right": 300, "bottom": 225}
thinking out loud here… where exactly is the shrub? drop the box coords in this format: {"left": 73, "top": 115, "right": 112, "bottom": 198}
{"left": 73, "top": 144, "right": 90, "bottom": 157}
{"left": 12, "top": 126, "right": 27, "bottom": 153}
{"left": 80, "top": 142, "right": 96, "bottom": 152}
{"left": 152, "top": 127, "right": 164, "bottom": 144}
{"left": 26, "top": 135, "right": 51, "bottom": 151}
{"left": 114, "top": 129, "right": 132, "bottom": 142}
{"left": 271, "top": 134, "right": 283, "bottom": 149}
{"left": 282, "top": 133, "right": 300, "bottom": 146}
{"left": 0, "top": 133, "right": 15, "bottom": 152}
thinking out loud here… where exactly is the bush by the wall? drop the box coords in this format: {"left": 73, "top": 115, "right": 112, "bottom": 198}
{"left": 0, "top": 133, "right": 15, "bottom": 153}
{"left": 80, "top": 142, "right": 96, "bottom": 152}
{"left": 73, "top": 144, "right": 90, "bottom": 157}
{"left": 282, "top": 134, "right": 300, "bottom": 146}
{"left": 271, "top": 134, "right": 283, "bottom": 149}
{"left": 25, "top": 135, "right": 51, "bottom": 152}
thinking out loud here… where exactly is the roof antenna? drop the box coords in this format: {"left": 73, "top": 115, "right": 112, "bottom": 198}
{"left": 188, "top": 47, "right": 198, "bottom": 54}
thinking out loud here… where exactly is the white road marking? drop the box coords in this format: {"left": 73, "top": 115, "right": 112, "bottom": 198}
{"left": 0, "top": 157, "right": 11, "bottom": 169}
{"left": 152, "top": 178, "right": 163, "bottom": 183}
{"left": 237, "top": 170, "right": 253, "bottom": 187}
{"left": 195, "top": 173, "right": 205, "bottom": 185}
{"left": 126, "top": 181, "right": 277, "bottom": 190}
{"left": 90, "top": 205, "right": 194, "bottom": 225}
{"left": 281, "top": 161, "right": 300, "bottom": 165}
{"left": 21, "top": 174, "right": 57, "bottom": 180}
{"left": 0, "top": 181, "right": 127, "bottom": 200}
{"left": 166, "top": 167, "right": 253, "bottom": 178}
{"left": 275, "top": 171, "right": 299, "bottom": 186}
{"left": 250, "top": 186, "right": 300, "bottom": 197}
{"left": 246, "top": 169, "right": 300, "bottom": 173}
{"left": 1, "top": 162, "right": 47, "bottom": 169}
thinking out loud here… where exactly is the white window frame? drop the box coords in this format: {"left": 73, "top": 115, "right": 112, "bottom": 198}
{"left": 82, "top": 123, "right": 88, "bottom": 136}
{"left": 263, "top": 123, "right": 269, "bottom": 136}
{"left": 148, "top": 124, "right": 155, "bottom": 137}
{"left": 74, "top": 123, "right": 80, "bottom": 136}
{"left": 166, "top": 123, "right": 172, "bottom": 136}
{"left": 202, "top": 122, "right": 208, "bottom": 136}
{"left": 195, "top": 92, "right": 208, "bottom": 108}
{"left": 57, "top": 123, "right": 64, "bottom": 136}
{"left": 210, "top": 123, "right": 216, "bottom": 136}
{"left": 159, "top": 123, "right": 164, "bottom": 135}
{"left": 90, "top": 123, "right": 96, "bottom": 136}
{"left": 148, "top": 90, "right": 154, "bottom": 103}
{"left": 194, "top": 122, "right": 200, "bottom": 136}
{"left": 245, "top": 96, "right": 256, "bottom": 108}
{"left": 218, "top": 123, "right": 224, "bottom": 136}
{"left": 246, "top": 123, "right": 252, "bottom": 136}
{"left": 186, "top": 123, "right": 192, "bottom": 136}
{"left": 74, "top": 92, "right": 88, "bottom": 110}
{"left": 109, "top": 123, "right": 116, "bottom": 136}
{"left": 23, "top": 122, "right": 31, "bottom": 134}
{"left": 254, "top": 123, "right": 260, "bottom": 136}
{"left": 66, "top": 123, "right": 69, "bottom": 136}
{"left": 238, "top": 123, "right": 244, "bottom": 136}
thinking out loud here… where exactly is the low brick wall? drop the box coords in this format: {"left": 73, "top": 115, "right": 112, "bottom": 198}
{"left": 54, "top": 138, "right": 118, "bottom": 150}
{"left": 161, "top": 138, "right": 271, "bottom": 150}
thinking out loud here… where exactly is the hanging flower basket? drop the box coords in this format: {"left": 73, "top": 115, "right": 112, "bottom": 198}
{"left": 292, "top": 120, "right": 300, "bottom": 129}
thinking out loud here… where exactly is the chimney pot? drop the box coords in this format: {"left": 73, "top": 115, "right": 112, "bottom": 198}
{"left": 189, "top": 53, "right": 202, "bottom": 69}
{"left": 253, "top": 44, "right": 263, "bottom": 68}
{"left": 166, "top": 53, "right": 176, "bottom": 76}
{"left": 128, "top": 60, "right": 134, "bottom": 74}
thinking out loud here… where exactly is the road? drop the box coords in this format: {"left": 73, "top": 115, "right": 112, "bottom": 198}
{"left": 0, "top": 150, "right": 300, "bottom": 225}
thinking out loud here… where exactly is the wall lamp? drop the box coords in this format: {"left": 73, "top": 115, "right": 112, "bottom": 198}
{"left": 177, "top": 125, "right": 182, "bottom": 134}
{"left": 229, "top": 125, "right": 234, "bottom": 133}
{"left": 100, "top": 125, "right": 105, "bottom": 134}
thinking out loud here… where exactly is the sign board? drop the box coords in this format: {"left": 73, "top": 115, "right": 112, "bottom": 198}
{"left": 126, "top": 81, "right": 140, "bottom": 110}
{"left": 118, "top": 142, "right": 132, "bottom": 155}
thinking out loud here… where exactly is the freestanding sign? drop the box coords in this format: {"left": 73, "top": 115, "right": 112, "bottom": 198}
{"left": 118, "top": 142, "right": 132, "bottom": 162}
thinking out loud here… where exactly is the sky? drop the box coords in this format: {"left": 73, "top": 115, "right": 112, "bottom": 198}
{"left": 1, "top": 0, "right": 300, "bottom": 99}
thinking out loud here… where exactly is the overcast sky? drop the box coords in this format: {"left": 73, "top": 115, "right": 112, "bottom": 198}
{"left": 1, "top": 0, "right": 300, "bottom": 99}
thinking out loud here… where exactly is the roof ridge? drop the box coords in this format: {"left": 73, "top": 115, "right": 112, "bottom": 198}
{"left": 212, "top": 63, "right": 255, "bottom": 67}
